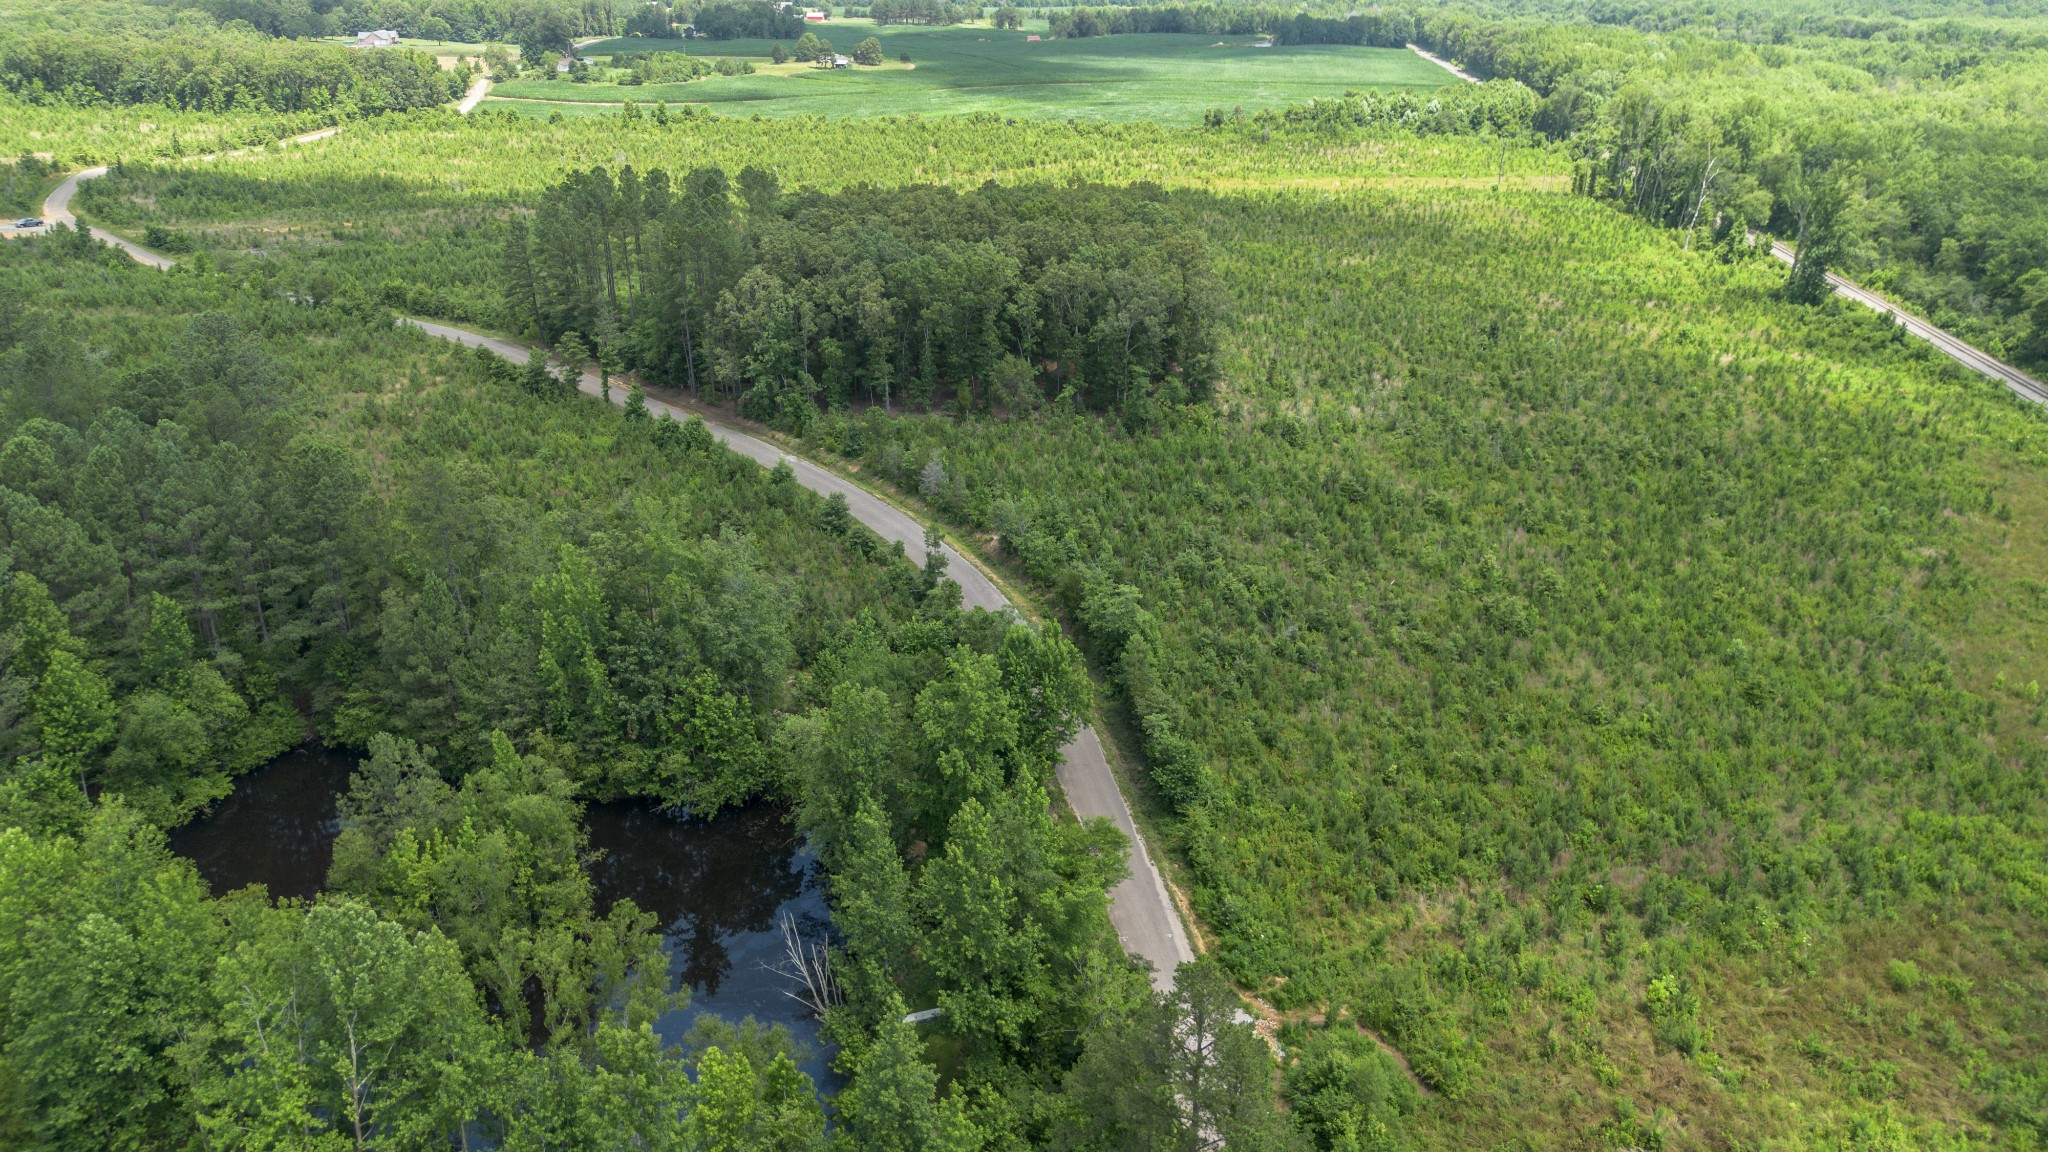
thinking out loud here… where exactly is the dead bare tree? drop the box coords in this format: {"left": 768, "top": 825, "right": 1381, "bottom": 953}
{"left": 1682, "top": 155, "right": 1719, "bottom": 249}
{"left": 766, "top": 912, "right": 841, "bottom": 1019}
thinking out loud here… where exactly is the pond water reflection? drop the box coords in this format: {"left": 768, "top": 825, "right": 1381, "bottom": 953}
{"left": 171, "top": 749, "right": 838, "bottom": 1086}
{"left": 166, "top": 745, "right": 351, "bottom": 902}
{"left": 584, "top": 799, "right": 839, "bottom": 1088}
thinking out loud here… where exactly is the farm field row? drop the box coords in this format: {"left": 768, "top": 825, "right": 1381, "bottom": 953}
{"left": 494, "top": 25, "right": 1453, "bottom": 122}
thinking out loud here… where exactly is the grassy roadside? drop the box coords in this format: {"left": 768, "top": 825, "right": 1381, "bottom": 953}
{"left": 385, "top": 319, "right": 1200, "bottom": 955}
{"left": 587, "top": 372, "right": 1214, "bottom": 961}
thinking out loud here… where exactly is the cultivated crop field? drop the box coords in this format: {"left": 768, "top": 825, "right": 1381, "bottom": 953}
{"left": 491, "top": 24, "right": 1455, "bottom": 122}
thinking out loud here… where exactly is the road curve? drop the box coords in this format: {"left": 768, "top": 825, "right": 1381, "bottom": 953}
{"left": 1767, "top": 240, "right": 2048, "bottom": 406}
{"left": 44, "top": 168, "right": 174, "bottom": 269}
{"left": 400, "top": 318, "right": 1199, "bottom": 989}
{"left": 44, "top": 77, "right": 483, "bottom": 267}
{"left": 41, "top": 107, "right": 1198, "bottom": 988}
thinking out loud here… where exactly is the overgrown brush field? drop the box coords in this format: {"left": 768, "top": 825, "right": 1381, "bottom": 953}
{"left": 0, "top": 97, "right": 335, "bottom": 163}
{"left": 68, "top": 110, "right": 1562, "bottom": 321}
{"left": 490, "top": 25, "right": 1453, "bottom": 122}
{"left": 831, "top": 183, "right": 2048, "bottom": 1149}
{"left": 52, "top": 109, "right": 2048, "bottom": 1149}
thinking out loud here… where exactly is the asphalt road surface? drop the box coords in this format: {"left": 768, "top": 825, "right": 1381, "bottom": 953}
{"left": 1766, "top": 240, "right": 2048, "bottom": 406}
{"left": 38, "top": 84, "right": 1200, "bottom": 989}
{"left": 1417, "top": 49, "right": 2047, "bottom": 405}
{"left": 402, "top": 318, "right": 1200, "bottom": 988}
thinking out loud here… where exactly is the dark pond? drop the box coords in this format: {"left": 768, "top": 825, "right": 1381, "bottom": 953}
{"left": 171, "top": 748, "right": 839, "bottom": 1087}
{"left": 167, "top": 745, "right": 351, "bottom": 901}
{"left": 585, "top": 799, "right": 839, "bottom": 1088}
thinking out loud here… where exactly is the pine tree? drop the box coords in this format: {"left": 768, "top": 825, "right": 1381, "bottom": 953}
{"left": 555, "top": 332, "right": 593, "bottom": 395}
{"left": 503, "top": 217, "right": 542, "bottom": 335}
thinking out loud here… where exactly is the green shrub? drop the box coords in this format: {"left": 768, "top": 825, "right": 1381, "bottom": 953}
{"left": 1885, "top": 959, "right": 1924, "bottom": 993}
{"left": 1644, "top": 973, "right": 1713, "bottom": 1056}
{"left": 1285, "top": 1027, "right": 1419, "bottom": 1151}
{"left": 141, "top": 224, "right": 193, "bottom": 253}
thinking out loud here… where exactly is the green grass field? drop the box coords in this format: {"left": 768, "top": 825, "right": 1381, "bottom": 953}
{"left": 490, "top": 24, "right": 1455, "bottom": 122}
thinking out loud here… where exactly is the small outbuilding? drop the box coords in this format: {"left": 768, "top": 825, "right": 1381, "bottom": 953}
{"left": 830, "top": 53, "right": 851, "bottom": 67}
{"left": 1025, "top": 33, "right": 1040, "bottom": 41}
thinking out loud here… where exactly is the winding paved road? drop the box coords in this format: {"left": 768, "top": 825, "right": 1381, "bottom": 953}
{"left": 44, "top": 167, "right": 174, "bottom": 268}
{"left": 40, "top": 89, "right": 1201, "bottom": 990}
{"left": 402, "top": 319, "right": 1198, "bottom": 988}
{"left": 44, "top": 126, "right": 343, "bottom": 269}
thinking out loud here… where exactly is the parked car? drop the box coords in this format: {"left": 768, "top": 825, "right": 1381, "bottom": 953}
{"left": 15, "top": 218, "right": 43, "bottom": 229}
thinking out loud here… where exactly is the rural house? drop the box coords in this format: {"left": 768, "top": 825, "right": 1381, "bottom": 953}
{"left": 350, "top": 29, "right": 400, "bottom": 47}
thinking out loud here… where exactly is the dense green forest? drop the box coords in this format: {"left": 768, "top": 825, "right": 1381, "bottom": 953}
{"left": 690, "top": 1, "right": 810, "bottom": 40}
{"left": 504, "top": 168, "right": 1221, "bottom": 423}
{"left": 0, "top": 30, "right": 463, "bottom": 112}
{"left": 149, "top": 0, "right": 632, "bottom": 43}
{"left": 1046, "top": 5, "right": 1423, "bottom": 43}
{"left": 861, "top": 0, "right": 981, "bottom": 26}
{"left": 9, "top": 0, "right": 2048, "bottom": 1147}
{"left": 58, "top": 93, "right": 2048, "bottom": 1144}
{"left": 0, "top": 229, "right": 1298, "bottom": 1149}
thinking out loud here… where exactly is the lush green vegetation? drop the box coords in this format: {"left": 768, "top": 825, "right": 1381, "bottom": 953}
{"left": 0, "top": 219, "right": 1290, "bottom": 1150}
{"left": 0, "top": 30, "right": 464, "bottom": 113}
{"left": 98, "top": 109, "right": 2048, "bottom": 1150}
{"left": 1045, "top": 5, "right": 1417, "bottom": 44}
{"left": 509, "top": 24, "right": 1457, "bottom": 122}
{"left": 1406, "top": 1, "right": 2048, "bottom": 369}
{"left": 504, "top": 167, "right": 1221, "bottom": 421}
{"left": 0, "top": 98, "right": 318, "bottom": 162}
{"left": 12, "top": 0, "right": 2048, "bottom": 1149}
{"left": 63, "top": 109, "right": 1552, "bottom": 325}
{"left": 143, "top": 0, "right": 634, "bottom": 43}
{"left": 692, "top": 0, "right": 810, "bottom": 41}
